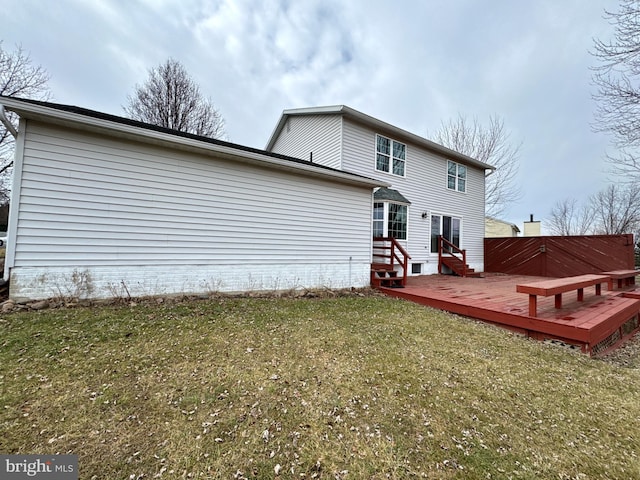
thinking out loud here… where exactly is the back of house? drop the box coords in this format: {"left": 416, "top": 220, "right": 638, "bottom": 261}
{"left": 266, "top": 105, "right": 494, "bottom": 277}
{"left": 0, "top": 97, "right": 385, "bottom": 301}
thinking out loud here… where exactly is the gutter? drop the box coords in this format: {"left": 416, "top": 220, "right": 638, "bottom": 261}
{"left": 0, "top": 97, "right": 387, "bottom": 189}
{"left": 0, "top": 105, "right": 18, "bottom": 138}
{"left": 267, "top": 105, "right": 495, "bottom": 172}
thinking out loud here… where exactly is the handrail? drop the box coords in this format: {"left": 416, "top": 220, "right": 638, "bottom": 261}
{"left": 373, "top": 237, "right": 411, "bottom": 285}
{"left": 438, "top": 235, "right": 467, "bottom": 277}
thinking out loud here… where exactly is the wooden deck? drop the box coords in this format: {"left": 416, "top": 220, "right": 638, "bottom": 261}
{"left": 380, "top": 273, "right": 640, "bottom": 356}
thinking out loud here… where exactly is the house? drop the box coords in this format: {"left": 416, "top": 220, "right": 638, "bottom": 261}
{"left": 266, "top": 106, "right": 494, "bottom": 277}
{"left": 485, "top": 217, "right": 520, "bottom": 237}
{"left": 0, "top": 97, "right": 386, "bottom": 301}
{"left": 522, "top": 214, "right": 541, "bottom": 237}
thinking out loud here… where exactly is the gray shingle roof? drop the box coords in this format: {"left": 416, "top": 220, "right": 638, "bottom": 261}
{"left": 374, "top": 187, "right": 411, "bottom": 204}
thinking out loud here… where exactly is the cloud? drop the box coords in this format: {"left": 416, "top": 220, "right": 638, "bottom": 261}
{"left": 0, "top": 0, "right": 622, "bottom": 226}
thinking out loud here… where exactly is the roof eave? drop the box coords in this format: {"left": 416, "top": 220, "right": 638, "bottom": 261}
{"left": 266, "top": 105, "right": 495, "bottom": 171}
{"left": 1, "top": 97, "right": 388, "bottom": 190}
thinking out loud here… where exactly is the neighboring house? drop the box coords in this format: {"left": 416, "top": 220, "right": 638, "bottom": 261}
{"left": 485, "top": 217, "right": 520, "bottom": 237}
{"left": 0, "top": 97, "right": 385, "bottom": 301}
{"left": 266, "top": 106, "right": 494, "bottom": 276}
{"left": 522, "top": 215, "right": 541, "bottom": 237}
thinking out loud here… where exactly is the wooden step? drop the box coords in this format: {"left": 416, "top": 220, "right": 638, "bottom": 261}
{"left": 372, "top": 276, "right": 404, "bottom": 288}
{"left": 371, "top": 262, "right": 394, "bottom": 271}
{"left": 371, "top": 263, "right": 405, "bottom": 288}
{"left": 440, "top": 255, "right": 480, "bottom": 278}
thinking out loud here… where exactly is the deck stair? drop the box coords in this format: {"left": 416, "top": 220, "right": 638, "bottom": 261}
{"left": 370, "top": 263, "right": 404, "bottom": 288}
{"left": 438, "top": 236, "right": 482, "bottom": 277}
{"left": 371, "top": 237, "right": 411, "bottom": 288}
{"left": 440, "top": 255, "right": 483, "bottom": 277}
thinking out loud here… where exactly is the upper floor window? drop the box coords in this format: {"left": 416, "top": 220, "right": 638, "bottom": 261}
{"left": 376, "top": 135, "right": 406, "bottom": 176}
{"left": 447, "top": 160, "right": 466, "bottom": 192}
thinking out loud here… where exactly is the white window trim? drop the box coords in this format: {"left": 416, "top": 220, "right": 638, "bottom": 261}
{"left": 375, "top": 134, "right": 407, "bottom": 177}
{"left": 446, "top": 160, "right": 467, "bottom": 193}
{"left": 373, "top": 201, "right": 409, "bottom": 241}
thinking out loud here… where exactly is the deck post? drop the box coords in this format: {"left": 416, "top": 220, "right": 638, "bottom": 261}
{"left": 554, "top": 293, "right": 562, "bottom": 309}
{"left": 529, "top": 294, "right": 537, "bottom": 317}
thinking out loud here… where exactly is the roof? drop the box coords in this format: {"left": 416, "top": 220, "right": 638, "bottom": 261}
{"left": 0, "top": 96, "right": 389, "bottom": 190}
{"left": 374, "top": 187, "right": 411, "bottom": 204}
{"left": 265, "top": 105, "right": 495, "bottom": 171}
{"left": 486, "top": 216, "right": 521, "bottom": 233}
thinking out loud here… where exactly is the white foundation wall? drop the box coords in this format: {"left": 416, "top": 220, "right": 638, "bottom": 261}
{"left": 10, "top": 263, "right": 371, "bottom": 301}
{"left": 8, "top": 120, "right": 375, "bottom": 301}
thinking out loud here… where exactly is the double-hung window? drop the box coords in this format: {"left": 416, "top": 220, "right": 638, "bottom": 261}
{"left": 447, "top": 160, "right": 466, "bottom": 192}
{"left": 376, "top": 135, "right": 406, "bottom": 176}
{"left": 373, "top": 202, "right": 408, "bottom": 240}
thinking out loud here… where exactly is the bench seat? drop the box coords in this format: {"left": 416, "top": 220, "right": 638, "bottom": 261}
{"left": 601, "top": 269, "right": 640, "bottom": 290}
{"left": 516, "top": 274, "right": 610, "bottom": 317}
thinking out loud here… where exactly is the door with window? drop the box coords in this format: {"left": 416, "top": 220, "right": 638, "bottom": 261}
{"left": 430, "top": 214, "right": 461, "bottom": 253}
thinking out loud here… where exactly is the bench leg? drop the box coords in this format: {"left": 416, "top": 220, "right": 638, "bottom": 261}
{"left": 596, "top": 283, "right": 602, "bottom": 295}
{"left": 608, "top": 279, "right": 614, "bottom": 290}
{"left": 577, "top": 288, "right": 584, "bottom": 302}
{"left": 555, "top": 293, "right": 562, "bottom": 309}
{"left": 528, "top": 294, "right": 537, "bottom": 317}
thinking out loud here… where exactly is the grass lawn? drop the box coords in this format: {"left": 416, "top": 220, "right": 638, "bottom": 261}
{"left": 1, "top": 294, "right": 639, "bottom": 479}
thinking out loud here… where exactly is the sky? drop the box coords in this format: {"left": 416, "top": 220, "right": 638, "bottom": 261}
{"left": 0, "top": 0, "right": 622, "bottom": 231}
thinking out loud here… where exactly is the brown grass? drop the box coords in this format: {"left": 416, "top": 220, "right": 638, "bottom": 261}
{"left": 1, "top": 295, "right": 639, "bottom": 479}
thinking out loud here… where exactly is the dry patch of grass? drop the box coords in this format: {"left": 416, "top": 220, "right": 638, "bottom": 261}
{"left": 1, "top": 296, "right": 639, "bottom": 479}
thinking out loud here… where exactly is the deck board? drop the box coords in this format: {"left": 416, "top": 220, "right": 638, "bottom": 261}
{"left": 380, "top": 273, "right": 640, "bottom": 355}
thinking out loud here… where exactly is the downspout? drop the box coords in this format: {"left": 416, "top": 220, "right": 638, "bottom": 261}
{"left": 0, "top": 105, "right": 19, "bottom": 285}
{"left": 0, "top": 105, "right": 18, "bottom": 138}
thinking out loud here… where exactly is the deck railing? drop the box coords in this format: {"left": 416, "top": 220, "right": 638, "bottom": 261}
{"left": 438, "top": 235, "right": 467, "bottom": 277}
{"left": 373, "top": 237, "right": 411, "bottom": 285}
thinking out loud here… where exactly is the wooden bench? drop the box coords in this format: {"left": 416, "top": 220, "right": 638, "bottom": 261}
{"left": 602, "top": 270, "right": 640, "bottom": 290}
{"left": 516, "top": 274, "right": 610, "bottom": 317}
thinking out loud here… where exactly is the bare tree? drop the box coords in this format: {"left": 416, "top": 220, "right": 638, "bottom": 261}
{"left": 547, "top": 198, "right": 593, "bottom": 236}
{"left": 433, "top": 114, "right": 521, "bottom": 218}
{"left": 592, "top": 1, "right": 640, "bottom": 178}
{"left": 124, "top": 58, "right": 225, "bottom": 139}
{"left": 547, "top": 184, "right": 640, "bottom": 236}
{"left": 0, "top": 42, "right": 51, "bottom": 202}
{"left": 590, "top": 183, "right": 640, "bottom": 234}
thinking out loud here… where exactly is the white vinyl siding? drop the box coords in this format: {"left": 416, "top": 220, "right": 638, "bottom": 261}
{"left": 342, "top": 119, "right": 485, "bottom": 274}
{"left": 9, "top": 121, "right": 374, "bottom": 300}
{"left": 269, "top": 114, "right": 342, "bottom": 169}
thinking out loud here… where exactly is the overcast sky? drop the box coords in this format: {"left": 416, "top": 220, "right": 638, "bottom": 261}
{"left": 1, "top": 0, "right": 621, "bottom": 231}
